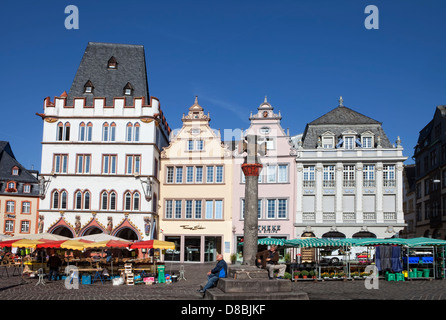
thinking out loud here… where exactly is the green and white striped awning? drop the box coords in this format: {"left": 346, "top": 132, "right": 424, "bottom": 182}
{"left": 257, "top": 238, "right": 286, "bottom": 246}
{"left": 283, "top": 237, "right": 446, "bottom": 248}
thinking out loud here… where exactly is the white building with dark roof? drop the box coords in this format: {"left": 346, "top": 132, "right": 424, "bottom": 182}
{"left": 37, "top": 42, "right": 170, "bottom": 240}
{"left": 293, "top": 97, "right": 407, "bottom": 239}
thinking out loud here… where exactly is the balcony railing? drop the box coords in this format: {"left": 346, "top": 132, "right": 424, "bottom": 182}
{"left": 343, "top": 180, "right": 356, "bottom": 187}
{"left": 383, "top": 212, "right": 396, "bottom": 221}
{"left": 363, "top": 180, "right": 376, "bottom": 187}
{"left": 343, "top": 212, "right": 356, "bottom": 222}
{"left": 303, "top": 180, "right": 315, "bottom": 188}
{"left": 323, "top": 180, "right": 335, "bottom": 187}
{"left": 383, "top": 180, "right": 396, "bottom": 187}
{"left": 323, "top": 212, "right": 335, "bottom": 222}
{"left": 302, "top": 212, "right": 315, "bottom": 221}
{"left": 363, "top": 212, "right": 376, "bottom": 221}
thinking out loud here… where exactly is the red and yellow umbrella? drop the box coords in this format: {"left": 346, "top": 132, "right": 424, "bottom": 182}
{"left": 36, "top": 239, "right": 94, "bottom": 250}
{"left": 82, "top": 239, "right": 132, "bottom": 249}
{"left": 0, "top": 239, "right": 47, "bottom": 249}
{"left": 130, "top": 240, "right": 175, "bottom": 250}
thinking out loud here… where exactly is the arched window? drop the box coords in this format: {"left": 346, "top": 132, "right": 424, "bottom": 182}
{"left": 79, "top": 122, "right": 86, "bottom": 141}
{"left": 61, "top": 191, "right": 67, "bottom": 209}
{"left": 110, "top": 192, "right": 116, "bottom": 210}
{"left": 86, "top": 122, "right": 93, "bottom": 141}
{"left": 64, "top": 122, "right": 71, "bottom": 141}
{"left": 102, "top": 122, "right": 109, "bottom": 141}
{"left": 84, "top": 191, "right": 90, "bottom": 210}
{"left": 126, "top": 123, "right": 133, "bottom": 142}
{"left": 75, "top": 191, "right": 82, "bottom": 210}
{"left": 101, "top": 191, "right": 108, "bottom": 210}
{"left": 133, "top": 192, "right": 140, "bottom": 211}
{"left": 124, "top": 192, "right": 132, "bottom": 211}
{"left": 57, "top": 122, "right": 64, "bottom": 141}
{"left": 52, "top": 190, "right": 59, "bottom": 209}
{"left": 134, "top": 123, "right": 140, "bottom": 142}
{"left": 110, "top": 123, "right": 116, "bottom": 141}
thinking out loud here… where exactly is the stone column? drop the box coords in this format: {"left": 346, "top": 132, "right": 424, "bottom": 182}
{"left": 241, "top": 135, "right": 263, "bottom": 266}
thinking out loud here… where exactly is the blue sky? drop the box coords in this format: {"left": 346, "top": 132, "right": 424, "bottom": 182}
{"left": 1, "top": 0, "right": 445, "bottom": 170}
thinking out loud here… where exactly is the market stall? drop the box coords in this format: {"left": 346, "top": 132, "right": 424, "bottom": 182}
{"left": 261, "top": 237, "right": 446, "bottom": 281}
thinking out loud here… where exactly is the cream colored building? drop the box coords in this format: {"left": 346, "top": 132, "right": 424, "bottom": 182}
{"left": 159, "top": 97, "right": 233, "bottom": 263}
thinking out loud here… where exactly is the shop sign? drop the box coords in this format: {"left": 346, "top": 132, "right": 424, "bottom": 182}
{"left": 258, "top": 225, "right": 281, "bottom": 234}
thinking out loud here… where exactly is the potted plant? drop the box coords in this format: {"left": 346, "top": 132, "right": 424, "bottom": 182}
{"left": 309, "top": 270, "right": 317, "bottom": 280}
{"left": 321, "top": 272, "right": 329, "bottom": 279}
{"left": 329, "top": 272, "right": 336, "bottom": 279}
{"left": 230, "top": 253, "right": 237, "bottom": 264}
{"left": 293, "top": 271, "right": 301, "bottom": 280}
{"left": 301, "top": 270, "right": 309, "bottom": 279}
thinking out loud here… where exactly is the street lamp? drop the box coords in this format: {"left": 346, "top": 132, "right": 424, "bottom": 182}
{"left": 135, "top": 175, "right": 153, "bottom": 201}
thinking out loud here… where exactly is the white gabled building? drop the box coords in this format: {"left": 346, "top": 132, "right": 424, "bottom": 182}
{"left": 293, "top": 98, "right": 407, "bottom": 239}
{"left": 37, "top": 42, "right": 170, "bottom": 240}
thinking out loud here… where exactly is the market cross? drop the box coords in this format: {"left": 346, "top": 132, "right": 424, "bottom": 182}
{"left": 240, "top": 135, "right": 266, "bottom": 266}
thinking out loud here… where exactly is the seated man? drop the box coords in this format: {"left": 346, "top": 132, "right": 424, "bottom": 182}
{"left": 198, "top": 254, "right": 227, "bottom": 296}
{"left": 256, "top": 245, "right": 286, "bottom": 279}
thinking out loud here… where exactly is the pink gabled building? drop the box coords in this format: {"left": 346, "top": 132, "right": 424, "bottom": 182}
{"left": 231, "top": 98, "right": 297, "bottom": 262}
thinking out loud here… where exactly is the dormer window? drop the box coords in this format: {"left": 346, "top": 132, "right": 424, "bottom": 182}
{"left": 320, "top": 131, "right": 335, "bottom": 149}
{"left": 361, "top": 132, "right": 375, "bottom": 148}
{"left": 123, "top": 82, "right": 133, "bottom": 96}
{"left": 11, "top": 166, "right": 19, "bottom": 176}
{"left": 84, "top": 80, "right": 94, "bottom": 93}
{"left": 107, "top": 56, "right": 118, "bottom": 69}
{"left": 6, "top": 181, "right": 16, "bottom": 192}
{"left": 344, "top": 136, "right": 354, "bottom": 149}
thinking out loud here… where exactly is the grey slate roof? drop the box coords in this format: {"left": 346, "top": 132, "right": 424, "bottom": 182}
{"left": 302, "top": 105, "right": 393, "bottom": 149}
{"left": 66, "top": 42, "right": 150, "bottom": 106}
{"left": 0, "top": 141, "right": 39, "bottom": 196}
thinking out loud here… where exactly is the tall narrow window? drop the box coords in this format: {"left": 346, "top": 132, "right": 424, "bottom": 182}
{"left": 207, "top": 166, "right": 214, "bottom": 183}
{"left": 110, "top": 192, "right": 116, "bottom": 210}
{"left": 79, "top": 122, "right": 86, "bottom": 141}
{"left": 186, "top": 167, "right": 194, "bottom": 183}
{"left": 126, "top": 155, "right": 141, "bottom": 174}
{"left": 110, "top": 123, "right": 116, "bottom": 141}
{"left": 344, "top": 136, "right": 354, "bottom": 150}
{"left": 278, "top": 199, "right": 287, "bottom": 218}
{"left": 57, "top": 122, "right": 64, "bottom": 141}
{"left": 126, "top": 123, "right": 133, "bottom": 141}
{"left": 215, "top": 200, "right": 223, "bottom": 219}
{"left": 64, "top": 122, "right": 70, "bottom": 141}
{"left": 133, "top": 192, "right": 140, "bottom": 211}
{"left": 101, "top": 191, "right": 108, "bottom": 210}
{"left": 303, "top": 166, "right": 315, "bottom": 187}
{"left": 196, "top": 166, "right": 203, "bottom": 183}
{"left": 185, "top": 200, "right": 193, "bottom": 219}
{"left": 363, "top": 165, "right": 375, "bottom": 187}
{"left": 52, "top": 191, "right": 59, "bottom": 209}
{"left": 165, "top": 200, "right": 173, "bottom": 219}
{"left": 175, "top": 200, "right": 182, "bottom": 219}
{"left": 166, "top": 167, "right": 174, "bottom": 183}
{"left": 205, "top": 200, "right": 213, "bottom": 219}
{"left": 195, "top": 200, "right": 202, "bottom": 219}
{"left": 103, "top": 155, "right": 117, "bottom": 174}
{"left": 267, "top": 165, "right": 277, "bottom": 183}
{"left": 216, "top": 166, "right": 223, "bottom": 183}
{"left": 84, "top": 191, "right": 90, "bottom": 210}
{"left": 267, "top": 199, "right": 276, "bottom": 219}
{"left": 75, "top": 191, "right": 82, "bottom": 210}
{"left": 278, "top": 165, "right": 288, "bottom": 183}
{"left": 86, "top": 122, "right": 93, "bottom": 141}
{"left": 176, "top": 167, "right": 183, "bottom": 183}
{"left": 134, "top": 123, "right": 140, "bottom": 142}
{"left": 102, "top": 123, "right": 109, "bottom": 141}
{"left": 22, "top": 202, "right": 31, "bottom": 214}
{"left": 343, "top": 165, "right": 356, "bottom": 187}
{"left": 61, "top": 191, "right": 67, "bottom": 209}
{"left": 124, "top": 192, "right": 132, "bottom": 211}
{"left": 323, "top": 165, "right": 335, "bottom": 187}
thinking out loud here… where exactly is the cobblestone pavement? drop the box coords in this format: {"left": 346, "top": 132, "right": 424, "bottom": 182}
{"left": 0, "top": 263, "right": 445, "bottom": 301}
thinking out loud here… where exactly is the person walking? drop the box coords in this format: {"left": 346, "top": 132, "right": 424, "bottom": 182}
{"left": 47, "top": 253, "right": 62, "bottom": 281}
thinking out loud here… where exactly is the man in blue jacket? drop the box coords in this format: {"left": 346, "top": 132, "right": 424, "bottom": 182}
{"left": 199, "top": 254, "right": 227, "bottom": 296}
